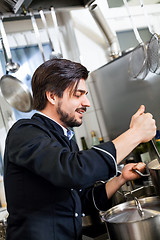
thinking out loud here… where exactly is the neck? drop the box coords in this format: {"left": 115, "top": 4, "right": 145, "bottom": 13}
{"left": 40, "top": 109, "right": 67, "bottom": 129}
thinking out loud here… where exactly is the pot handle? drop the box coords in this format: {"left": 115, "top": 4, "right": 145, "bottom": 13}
{"left": 133, "top": 169, "right": 150, "bottom": 177}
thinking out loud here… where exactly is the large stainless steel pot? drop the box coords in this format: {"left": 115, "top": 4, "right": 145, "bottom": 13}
{"left": 148, "top": 159, "right": 160, "bottom": 195}
{"left": 102, "top": 196, "right": 160, "bottom": 240}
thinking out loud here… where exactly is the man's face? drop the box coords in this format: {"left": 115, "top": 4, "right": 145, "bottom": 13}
{"left": 55, "top": 79, "right": 90, "bottom": 128}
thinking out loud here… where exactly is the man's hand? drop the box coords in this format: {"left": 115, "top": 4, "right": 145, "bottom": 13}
{"left": 130, "top": 105, "right": 156, "bottom": 142}
{"left": 105, "top": 162, "right": 146, "bottom": 199}
{"left": 112, "top": 105, "right": 157, "bottom": 164}
{"left": 121, "top": 162, "right": 146, "bottom": 182}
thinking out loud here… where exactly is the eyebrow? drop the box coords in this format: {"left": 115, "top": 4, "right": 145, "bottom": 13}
{"left": 75, "top": 89, "right": 88, "bottom": 95}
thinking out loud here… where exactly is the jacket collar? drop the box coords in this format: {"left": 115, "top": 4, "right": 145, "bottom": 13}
{"left": 32, "top": 113, "right": 65, "bottom": 137}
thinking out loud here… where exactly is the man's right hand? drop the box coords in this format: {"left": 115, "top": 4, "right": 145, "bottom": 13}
{"left": 129, "top": 105, "right": 156, "bottom": 143}
{"left": 112, "top": 105, "right": 157, "bottom": 164}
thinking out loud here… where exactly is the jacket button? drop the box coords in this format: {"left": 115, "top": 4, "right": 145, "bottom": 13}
{"left": 75, "top": 213, "right": 78, "bottom": 217}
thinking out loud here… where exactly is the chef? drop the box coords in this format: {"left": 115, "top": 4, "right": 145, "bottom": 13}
{"left": 4, "top": 58, "right": 156, "bottom": 240}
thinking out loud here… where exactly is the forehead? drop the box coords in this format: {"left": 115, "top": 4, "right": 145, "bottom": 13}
{"left": 75, "top": 79, "right": 87, "bottom": 91}
{"left": 64, "top": 78, "right": 88, "bottom": 97}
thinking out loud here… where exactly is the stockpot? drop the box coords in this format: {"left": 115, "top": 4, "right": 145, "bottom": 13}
{"left": 148, "top": 159, "right": 160, "bottom": 195}
{"left": 102, "top": 196, "right": 160, "bottom": 240}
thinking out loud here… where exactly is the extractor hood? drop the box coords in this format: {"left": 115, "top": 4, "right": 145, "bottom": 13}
{"left": 0, "top": 0, "right": 94, "bottom": 15}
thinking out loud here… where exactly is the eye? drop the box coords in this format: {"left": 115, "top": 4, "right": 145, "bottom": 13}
{"left": 74, "top": 92, "right": 82, "bottom": 98}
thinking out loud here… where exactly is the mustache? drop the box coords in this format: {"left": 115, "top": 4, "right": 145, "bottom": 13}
{"left": 76, "top": 107, "right": 87, "bottom": 112}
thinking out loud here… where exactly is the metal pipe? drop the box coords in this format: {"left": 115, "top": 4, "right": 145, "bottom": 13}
{"left": 89, "top": 4, "right": 121, "bottom": 59}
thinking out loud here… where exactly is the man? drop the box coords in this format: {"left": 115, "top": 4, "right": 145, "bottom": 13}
{"left": 4, "top": 59, "right": 156, "bottom": 240}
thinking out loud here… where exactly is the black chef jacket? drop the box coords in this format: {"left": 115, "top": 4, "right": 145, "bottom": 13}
{"left": 4, "top": 113, "right": 117, "bottom": 240}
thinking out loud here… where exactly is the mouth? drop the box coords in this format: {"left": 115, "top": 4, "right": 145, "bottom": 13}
{"left": 75, "top": 107, "right": 86, "bottom": 116}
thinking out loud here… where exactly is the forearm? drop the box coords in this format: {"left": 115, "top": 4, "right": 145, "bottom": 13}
{"left": 105, "top": 162, "right": 146, "bottom": 199}
{"left": 112, "top": 128, "right": 141, "bottom": 165}
{"left": 105, "top": 175, "right": 126, "bottom": 199}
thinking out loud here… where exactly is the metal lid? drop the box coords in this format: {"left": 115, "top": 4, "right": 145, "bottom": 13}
{"left": 102, "top": 196, "right": 160, "bottom": 223}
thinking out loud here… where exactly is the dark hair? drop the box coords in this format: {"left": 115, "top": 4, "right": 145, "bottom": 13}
{"left": 31, "top": 58, "right": 89, "bottom": 110}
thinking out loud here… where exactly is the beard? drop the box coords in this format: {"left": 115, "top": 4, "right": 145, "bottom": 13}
{"left": 56, "top": 101, "right": 82, "bottom": 128}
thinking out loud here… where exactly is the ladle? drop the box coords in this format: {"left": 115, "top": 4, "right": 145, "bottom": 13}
{"left": 0, "top": 38, "right": 33, "bottom": 112}
{"left": 0, "top": 17, "right": 19, "bottom": 73}
{"left": 50, "top": 7, "right": 63, "bottom": 59}
{"left": 39, "top": 9, "right": 62, "bottom": 59}
{"left": 30, "top": 10, "right": 45, "bottom": 62}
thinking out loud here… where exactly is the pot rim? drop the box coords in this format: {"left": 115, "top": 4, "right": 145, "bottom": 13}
{"left": 148, "top": 159, "right": 160, "bottom": 170}
{"left": 102, "top": 196, "right": 160, "bottom": 224}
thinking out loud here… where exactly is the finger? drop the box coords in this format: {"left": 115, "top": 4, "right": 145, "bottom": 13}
{"left": 132, "top": 162, "right": 146, "bottom": 172}
{"left": 133, "top": 105, "right": 145, "bottom": 118}
{"left": 145, "top": 112, "right": 153, "bottom": 118}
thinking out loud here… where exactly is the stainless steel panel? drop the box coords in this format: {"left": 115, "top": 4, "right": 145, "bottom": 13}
{"left": 91, "top": 51, "right": 160, "bottom": 140}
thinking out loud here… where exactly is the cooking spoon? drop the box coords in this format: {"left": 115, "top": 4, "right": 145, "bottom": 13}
{"left": 30, "top": 10, "right": 45, "bottom": 62}
{"left": 39, "top": 9, "right": 62, "bottom": 59}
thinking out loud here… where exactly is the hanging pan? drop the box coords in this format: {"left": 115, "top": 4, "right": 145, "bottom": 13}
{"left": 123, "top": 0, "right": 149, "bottom": 81}
{"left": 39, "top": 8, "right": 62, "bottom": 59}
{"left": 0, "top": 19, "right": 32, "bottom": 112}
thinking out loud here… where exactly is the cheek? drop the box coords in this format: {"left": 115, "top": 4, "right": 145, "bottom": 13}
{"left": 61, "top": 100, "right": 75, "bottom": 114}
{"left": 67, "top": 99, "right": 79, "bottom": 110}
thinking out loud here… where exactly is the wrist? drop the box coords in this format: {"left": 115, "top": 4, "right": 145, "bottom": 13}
{"left": 112, "top": 128, "right": 142, "bottom": 164}
{"left": 127, "top": 127, "right": 142, "bottom": 146}
{"left": 117, "top": 174, "right": 127, "bottom": 187}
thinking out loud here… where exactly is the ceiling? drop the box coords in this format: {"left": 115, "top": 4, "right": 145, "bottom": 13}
{"left": 0, "top": 0, "right": 160, "bottom": 20}
{"left": 107, "top": 0, "right": 160, "bottom": 8}
{"left": 0, "top": 0, "right": 94, "bottom": 16}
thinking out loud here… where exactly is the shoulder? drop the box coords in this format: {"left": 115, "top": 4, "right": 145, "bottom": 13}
{"left": 8, "top": 117, "right": 51, "bottom": 139}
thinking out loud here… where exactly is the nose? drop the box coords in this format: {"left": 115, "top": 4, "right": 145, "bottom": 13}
{"left": 82, "top": 95, "right": 90, "bottom": 107}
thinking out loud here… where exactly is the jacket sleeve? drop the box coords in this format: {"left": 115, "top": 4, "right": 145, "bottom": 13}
{"left": 80, "top": 182, "right": 113, "bottom": 215}
{"left": 5, "top": 123, "right": 117, "bottom": 189}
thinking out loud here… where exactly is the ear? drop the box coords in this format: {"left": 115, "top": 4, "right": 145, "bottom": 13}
{"left": 46, "top": 91, "right": 56, "bottom": 105}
